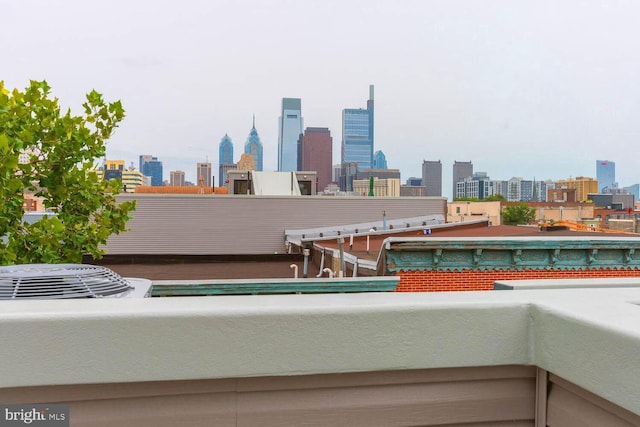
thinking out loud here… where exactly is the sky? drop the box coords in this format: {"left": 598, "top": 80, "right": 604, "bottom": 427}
{"left": 3, "top": 0, "right": 640, "bottom": 199}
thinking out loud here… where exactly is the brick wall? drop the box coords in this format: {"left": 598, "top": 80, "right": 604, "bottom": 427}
{"left": 395, "top": 268, "right": 640, "bottom": 292}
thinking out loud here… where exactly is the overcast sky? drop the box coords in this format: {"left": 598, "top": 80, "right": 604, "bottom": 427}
{"left": 3, "top": 0, "right": 640, "bottom": 198}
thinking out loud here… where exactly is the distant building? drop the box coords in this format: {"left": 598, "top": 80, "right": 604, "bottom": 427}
{"left": 339, "top": 162, "right": 358, "bottom": 192}
{"left": 452, "top": 161, "right": 473, "bottom": 198}
{"left": 139, "top": 155, "right": 163, "bottom": 186}
{"left": 555, "top": 176, "right": 598, "bottom": 202}
{"left": 353, "top": 178, "right": 400, "bottom": 197}
{"left": 221, "top": 163, "right": 237, "bottom": 186}
{"left": 624, "top": 184, "right": 639, "bottom": 202}
{"left": 104, "top": 160, "right": 125, "bottom": 181}
{"left": 400, "top": 185, "right": 426, "bottom": 197}
{"left": 219, "top": 134, "right": 234, "bottom": 185}
{"left": 299, "top": 127, "right": 333, "bottom": 192}
{"left": 278, "top": 98, "right": 303, "bottom": 172}
{"left": 373, "top": 150, "right": 387, "bottom": 169}
{"left": 548, "top": 187, "right": 577, "bottom": 203}
{"left": 244, "top": 117, "right": 264, "bottom": 171}
{"left": 596, "top": 160, "right": 616, "bottom": 193}
{"left": 170, "top": 170, "right": 186, "bottom": 187}
{"left": 422, "top": 160, "right": 442, "bottom": 197}
{"left": 358, "top": 169, "right": 400, "bottom": 181}
{"left": 455, "top": 173, "right": 497, "bottom": 200}
{"left": 406, "top": 177, "right": 422, "bottom": 186}
{"left": 99, "top": 160, "right": 143, "bottom": 193}
{"left": 588, "top": 193, "right": 634, "bottom": 211}
{"left": 507, "top": 177, "right": 534, "bottom": 202}
{"left": 197, "top": 162, "right": 212, "bottom": 187}
{"left": 342, "top": 85, "right": 374, "bottom": 171}
{"left": 237, "top": 153, "right": 255, "bottom": 171}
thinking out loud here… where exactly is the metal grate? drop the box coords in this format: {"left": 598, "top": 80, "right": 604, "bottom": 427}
{"left": 0, "top": 264, "right": 134, "bottom": 299}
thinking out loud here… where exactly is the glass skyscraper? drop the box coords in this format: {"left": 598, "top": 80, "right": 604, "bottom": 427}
{"left": 596, "top": 160, "right": 615, "bottom": 193}
{"left": 245, "top": 116, "right": 263, "bottom": 171}
{"left": 342, "top": 85, "right": 374, "bottom": 171}
{"left": 139, "top": 155, "right": 163, "bottom": 186}
{"left": 219, "top": 134, "right": 234, "bottom": 185}
{"left": 373, "top": 150, "right": 387, "bottom": 169}
{"left": 278, "top": 98, "right": 303, "bottom": 172}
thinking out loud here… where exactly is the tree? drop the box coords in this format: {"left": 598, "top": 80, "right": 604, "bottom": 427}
{"left": 483, "top": 194, "right": 506, "bottom": 202}
{"left": 501, "top": 203, "right": 536, "bottom": 225}
{"left": 0, "top": 80, "right": 136, "bottom": 265}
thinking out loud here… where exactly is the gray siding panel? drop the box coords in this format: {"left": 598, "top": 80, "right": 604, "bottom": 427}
{"left": 546, "top": 374, "right": 640, "bottom": 427}
{"left": 0, "top": 365, "right": 535, "bottom": 427}
{"left": 106, "top": 195, "right": 446, "bottom": 255}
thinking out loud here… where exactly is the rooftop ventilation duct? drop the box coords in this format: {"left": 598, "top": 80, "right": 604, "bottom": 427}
{"left": 0, "top": 264, "right": 152, "bottom": 299}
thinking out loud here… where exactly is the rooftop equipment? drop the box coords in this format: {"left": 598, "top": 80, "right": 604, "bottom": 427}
{"left": 0, "top": 264, "right": 152, "bottom": 299}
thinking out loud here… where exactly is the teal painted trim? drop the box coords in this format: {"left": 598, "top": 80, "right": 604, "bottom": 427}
{"left": 385, "top": 239, "right": 640, "bottom": 273}
{"left": 151, "top": 277, "right": 400, "bottom": 297}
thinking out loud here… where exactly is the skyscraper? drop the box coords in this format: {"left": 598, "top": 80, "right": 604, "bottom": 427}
{"left": 453, "top": 161, "right": 473, "bottom": 198}
{"left": 170, "top": 170, "right": 185, "bottom": 186}
{"left": 139, "top": 155, "right": 163, "bottom": 186}
{"left": 342, "top": 85, "right": 374, "bottom": 171}
{"left": 373, "top": 150, "right": 387, "bottom": 169}
{"left": 278, "top": 98, "right": 303, "bottom": 172}
{"left": 219, "top": 134, "right": 234, "bottom": 185}
{"left": 422, "top": 160, "right": 442, "bottom": 197}
{"left": 197, "top": 162, "right": 212, "bottom": 187}
{"left": 244, "top": 116, "right": 264, "bottom": 171}
{"left": 596, "top": 160, "right": 616, "bottom": 193}
{"left": 300, "top": 127, "right": 333, "bottom": 192}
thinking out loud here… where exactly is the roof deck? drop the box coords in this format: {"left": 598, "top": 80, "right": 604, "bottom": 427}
{"left": 0, "top": 285, "right": 639, "bottom": 425}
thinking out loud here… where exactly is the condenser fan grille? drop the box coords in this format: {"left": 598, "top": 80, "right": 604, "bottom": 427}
{"left": 0, "top": 264, "right": 134, "bottom": 299}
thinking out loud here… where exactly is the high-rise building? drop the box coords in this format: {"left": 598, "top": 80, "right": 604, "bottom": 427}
{"left": 596, "top": 160, "right": 616, "bottom": 193}
{"left": 342, "top": 85, "right": 374, "bottom": 171}
{"left": 453, "top": 161, "right": 473, "bottom": 198}
{"left": 244, "top": 116, "right": 264, "bottom": 171}
{"left": 278, "top": 98, "right": 303, "bottom": 172}
{"left": 373, "top": 150, "right": 387, "bottom": 169}
{"left": 422, "top": 160, "right": 442, "bottom": 197}
{"left": 219, "top": 134, "right": 234, "bottom": 185}
{"left": 139, "top": 155, "right": 163, "bottom": 186}
{"left": 406, "top": 177, "right": 422, "bottom": 186}
{"left": 170, "top": 170, "right": 186, "bottom": 186}
{"left": 555, "top": 176, "right": 598, "bottom": 202}
{"left": 299, "top": 127, "right": 333, "bottom": 192}
{"left": 197, "top": 162, "right": 212, "bottom": 187}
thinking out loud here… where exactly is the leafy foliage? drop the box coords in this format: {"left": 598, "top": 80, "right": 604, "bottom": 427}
{"left": 501, "top": 203, "right": 536, "bottom": 225}
{"left": 483, "top": 194, "right": 506, "bottom": 201}
{"left": 0, "top": 80, "right": 135, "bottom": 264}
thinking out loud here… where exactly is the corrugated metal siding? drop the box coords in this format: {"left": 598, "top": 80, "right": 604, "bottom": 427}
{"left": 0, "top": 365, "right": 535, "bottom": 427}
{"left": 106, "top": 194, "right": 446, "bottom": 255}
{"left": 546, "top": 374, "right": 640, "bottom": 426}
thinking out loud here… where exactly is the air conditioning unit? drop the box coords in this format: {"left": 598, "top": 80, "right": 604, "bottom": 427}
{"left": 0, "top": 264, "right": 152, "bottom": 299}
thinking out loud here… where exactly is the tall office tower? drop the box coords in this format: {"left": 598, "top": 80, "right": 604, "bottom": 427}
{"left": 453, "top": 161, "right": 473, "bottom": 198}
{"left": 342, "top": 85, "right": 374, "bottom": 171}
{"left": 197, "top": 162, "right": 212, "bottom": 187}
{"left": 373, "top": 150, "right": 387, "bottom": 169}
{"left": 219, "top": 134, "right": 234, "bottom": 185}
{"left": 139, "top": 155, "right": 163, "bottom": 186}
{"left": 422, "top": 160, "right": 442, "bottom": 197}
{"left": 170, "top": 170, "right": 186, "bottom": 186}
{"left": 244, "top": 116, "right": 264, "bottom": 171}
{"left": 596, "top": 160, "right": 616, "bottom": 193}
{"left": 300, "top": 127, "right": 333, "bottom": 192}
{"left": 278, "top": 98, "right": 303, "bottom": 171}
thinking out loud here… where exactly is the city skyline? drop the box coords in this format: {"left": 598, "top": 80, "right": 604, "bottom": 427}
{"left": 5, "top": 1, "right": 640, "bottom": 200}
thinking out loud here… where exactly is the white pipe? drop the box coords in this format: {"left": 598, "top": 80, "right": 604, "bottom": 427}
{"left": 316, "top": 249, "right": 325, "bottom": 277}
{"left": 322, "top": 268, "right": 334, "bottom": 278}
{"left": 290, "top": 264, "right": 298, "bottom": 279}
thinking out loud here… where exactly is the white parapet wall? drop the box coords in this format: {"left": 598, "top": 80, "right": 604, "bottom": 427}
{"left": 0, "top": 287, "right": 639, "bottom": 418}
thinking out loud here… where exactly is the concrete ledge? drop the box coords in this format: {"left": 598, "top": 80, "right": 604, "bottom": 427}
{"left": 0, "top": 287, "right": 639, "bottom": 415}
